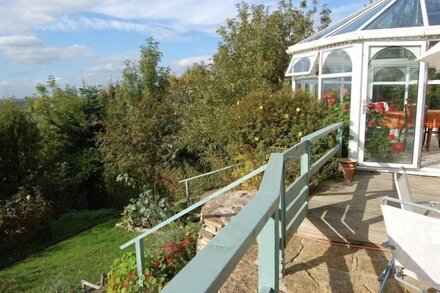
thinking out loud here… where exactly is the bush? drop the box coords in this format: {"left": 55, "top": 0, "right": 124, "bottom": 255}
{"left": 227, "top": 87, "right": 346, "bottom": 187}
{"left": 0, "top": 188, "right": 52, "bottom": 248}
{"left": 119, "top": 192, "right": 170, "bottom": 231}
{"left": 107, "top": 223, "right": 198, "bottom": 292}
{"left": 116, "top": 174, "right": 171, "bottom": 231}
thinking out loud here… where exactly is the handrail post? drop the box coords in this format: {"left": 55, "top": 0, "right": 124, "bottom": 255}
{"left": 258, "top": 202, "right": 280, "bottom": 292}
{"left": 185, "top": 180, "right": 190, "bottom": 204}
{"left": 279, "top": 159, "right": 286, "bottom": 275}
{"left": 134, "top": 239, "right": 145, "bottom": 282}
{"left": 337, "top": 127, "right": 343, "bottom": 157}
{"left": 301, "top": 140, "right": 311, "bottom": 198}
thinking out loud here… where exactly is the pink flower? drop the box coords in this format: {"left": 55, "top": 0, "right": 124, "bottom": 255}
{"left": 342, "top": 88, "right": 349, "bottom": 95}
{"left": 387, "top": 134, "right": 395, "bottom": 141}
{"left": 328, "top": 97, "right": 336, "bottom": 106}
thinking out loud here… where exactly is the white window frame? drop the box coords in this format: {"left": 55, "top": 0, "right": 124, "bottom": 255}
{"left": 286, "top": 52, "right": 319, "bottom": 77}
{"left": 358, "top": 41, "right": 427, "bottom": 169}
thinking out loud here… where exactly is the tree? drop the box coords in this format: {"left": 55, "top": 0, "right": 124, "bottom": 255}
{"left": 0, "top": 99, "right": 39, "bottom": 200}
{"left": 99, "top": 38, "right": 177, "bottom": 198}
{"left": 25, "top": 78, "right": 105, "bottom": 211}
{"left": 176, "top": 0, "right": 330, "bottom": 167}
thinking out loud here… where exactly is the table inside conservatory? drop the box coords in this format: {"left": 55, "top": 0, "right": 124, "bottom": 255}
{"left": 424, "top": 110, "right": 440, "bottom": 151}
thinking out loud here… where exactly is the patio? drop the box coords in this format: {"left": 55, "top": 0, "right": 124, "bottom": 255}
{"left": 220, "top": 170, "right": 440, "bottom": 292}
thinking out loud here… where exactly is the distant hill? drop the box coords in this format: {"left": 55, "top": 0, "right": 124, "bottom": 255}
{"left": 14, "top": 98, "right": 26, "bottom": 107}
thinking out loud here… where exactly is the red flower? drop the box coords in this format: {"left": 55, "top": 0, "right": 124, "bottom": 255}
{"left": 328, "top": 97, "right": 336, "bottom": 106}
{"left": 165, "top": 241, "right": 177, "bottom": 254}
{"left": 165, "top": 255, "right": 173, "bottom": 263}
{"left": 153, "top": 261, "right": 160, "bottom": 268}
{"left": 368, "top": 120, "right": 376, "bottom": 128}
{"left": 129, "top": 271, "right": 135, "bottom": 278}
{"left": 394, "top": 142, "right": 405, "bottom": 153}
{"left": 181, "top": 236, "right": 191, "bottom": 248}
{"left": 374, "top": 103, "right": 385, "bottom": 113}
{"left": 387, "top": 134, "right": 395, "bottom": 141}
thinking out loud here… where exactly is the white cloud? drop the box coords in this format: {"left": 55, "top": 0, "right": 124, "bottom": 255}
{"left": 0, "top": 0, "right": 279, "bottom": 36}
{"left": 170, "top": 55, "right": 212, "bottom": 74}
{"left": 80, "top": 53, "right": 138, "bottom": 85}
{"left": 0, "top": 35, "right": 92, "bottom": 64}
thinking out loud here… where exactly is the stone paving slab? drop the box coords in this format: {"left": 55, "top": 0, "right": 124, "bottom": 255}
{"left": 221, "top": 235, "right": 435, "bottom": 292}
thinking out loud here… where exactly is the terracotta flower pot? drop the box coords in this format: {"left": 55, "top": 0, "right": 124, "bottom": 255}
{"left": 338, "top": 158, "right": 357, "bottom": 183}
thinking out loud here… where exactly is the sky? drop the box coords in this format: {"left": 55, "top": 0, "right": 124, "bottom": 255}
{"left": 0, "top": 0, "right": 369, "bottom": 98}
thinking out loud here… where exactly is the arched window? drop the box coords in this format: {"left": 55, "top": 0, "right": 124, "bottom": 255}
{"left": 322, "top": 49, "right": 352, "bottom": 74}
{"left": 321, "top": 49, "right": 352, "bottom": 103}
{"left": 364, "top": 46, "right": 420, "bottom": 164}
{"left": 368, "top": 46, "right": 419, "bottom": 110}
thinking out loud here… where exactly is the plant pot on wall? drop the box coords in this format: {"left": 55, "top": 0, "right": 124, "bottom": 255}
{"left": 338, "top": 158, "right": 357, "bottom": 184}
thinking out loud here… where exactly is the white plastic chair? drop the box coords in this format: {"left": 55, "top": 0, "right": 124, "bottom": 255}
{"left": 393, "top": 167, "right": 440, "bottom": 213}
{"left": 379, "top": 197, "right": 440, "bottom": 293}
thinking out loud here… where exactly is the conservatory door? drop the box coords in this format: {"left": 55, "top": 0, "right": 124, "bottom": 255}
{"left": 359, "top": 45, "right": 424, "bottom": 168}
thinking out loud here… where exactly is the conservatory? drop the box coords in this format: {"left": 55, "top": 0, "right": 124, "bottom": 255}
{"left": 286, "top": 0, "right": 440, "bottom": 175}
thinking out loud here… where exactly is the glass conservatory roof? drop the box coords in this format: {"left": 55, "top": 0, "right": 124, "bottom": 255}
{"left": 299, "top": 0, "right": 440, "bottom": 45}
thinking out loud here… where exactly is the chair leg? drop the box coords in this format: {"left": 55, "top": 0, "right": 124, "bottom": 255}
{"left": 378, "top": 258, "right": 394, "bottom": 293}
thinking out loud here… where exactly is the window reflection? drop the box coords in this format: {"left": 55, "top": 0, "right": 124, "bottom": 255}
{"left": 322, "top": 49, "right": 352, "bottom": 74}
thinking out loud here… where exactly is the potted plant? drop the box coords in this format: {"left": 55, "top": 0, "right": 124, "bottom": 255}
{"left": 338, "top": 158, "right": 357, "bottom": 183}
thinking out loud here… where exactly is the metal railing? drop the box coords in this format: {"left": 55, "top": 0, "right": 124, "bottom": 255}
{"left": 120, "top": 122, "right": 344, "bottom": 292}
{"left": 179, "top": 164, "right": 237, "bottom": 203}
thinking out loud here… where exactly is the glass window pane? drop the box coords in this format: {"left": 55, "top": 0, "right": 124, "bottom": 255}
{"left": 296, "top": 79, "right": 318, "bottom": 98}
{"left": 293, "top": 57, "right": 311, "bottom": 73}
{"left": 365, "top": 0, "right": 423, "bottom": 30}
{"left": 321, "top": 77, "right": 352, "bottom": 103}
{"left": 426, "top": 85, "right": 440, "bottom": 110}
{"left": 286, "top": 54, "right": 318, "bottom": 76}
{"left": 365, "top": 46, "right": 420, "bottom": 164}
{"left": 331, "top": 1, "right": 390, "bottom": 36}
{"left": 373, "top": 67, "right": 406, "bottom": 82}
{"left": 322, "top": 49, "right": 352, "bottom": 74}
{"left": 426, "top": 0, "right": 440, "bottom": 25}
{"left": 300, "top": 1, "right": 387, "bottom": 42}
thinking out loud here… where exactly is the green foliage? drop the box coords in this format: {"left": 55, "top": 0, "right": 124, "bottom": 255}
{"left": 227, "top": 87, "right": 344, "bottom": 187}
{"left": 213, "top": 0, "right": 322, "bottom": 101}
{"left": 117, "top": 174, "right": 171, "bottom": 230}
{"left": 107, "top": 224, "right": 198, "bottom": 292}
{"left": 0, "top": 188, "right": 52, "bottom": 253}
{"left": 0, "top": 99, "right": 39, "bottom": 200}
{"left": 99, "top": 38, "right": 178, "bottom": 201}
{"left": 25, "top": 78, "right": 105, "bottom": 212}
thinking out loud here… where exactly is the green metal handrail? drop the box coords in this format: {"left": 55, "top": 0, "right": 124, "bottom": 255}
{"left": 162, "top": 122, "right": 344, "bottom": 292}
{"left": 119, "top": 122, "right": 344, "bottom": 291}
{"left": 120, "top": 164, "right": 267, "bottom": 277}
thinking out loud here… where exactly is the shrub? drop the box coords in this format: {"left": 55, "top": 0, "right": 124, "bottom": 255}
{"left": 0, "top": 188, "right": 52, "bottom": 248}
{"left": 228, "top": 87, "right": 346, "bottom": 188}
{"left": 117, "top": 174, "right": 171, "bottom": 231}
{"left": 107, "top": 224, "right": 198, "bottom": 292}
{"left": 119, "top": 192, "right": 170, "bottom": 231}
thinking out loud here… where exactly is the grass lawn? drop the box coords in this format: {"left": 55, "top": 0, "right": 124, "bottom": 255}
{"left": 0, "top": 218, "right": 136, "bottom": 292}
{"left": 0, "top": 209, "right": 118, "bottom": 269}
